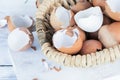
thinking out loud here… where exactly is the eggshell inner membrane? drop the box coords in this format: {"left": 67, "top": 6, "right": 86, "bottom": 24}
{"left": 106, "top": 0, "right": 120, "bottom": 12}
{"left": 8, "top": 28, "right": 30, "bottom": 51}
{"left": 11, "top": 15, "right": 33, "bottom": 28}
{"left": 0, "top": 19, "right": 7, "bottom": 28}
{"left": 55, "top": 6, "right": 70, "bottom": 28}
{"left": 53, "top": 29, "right": 78, "bottom": 48}
{"left": 74, "top": 6, "right": 103, "bottom": 32}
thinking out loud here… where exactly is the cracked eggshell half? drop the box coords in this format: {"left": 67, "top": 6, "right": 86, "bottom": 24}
{"left": 0, "top": 19, "right": 7, "bottom": 28}
{"left": 74, "top": 6, "right": 103, "bottom": 32}
{"left": 50, "top": 6, "right": 75, "bottom": 31}
{"left": 104, "top": 0, "right": 120, "bottom": 21}
{"left": 91, "top": 0, "right": 106, "bottom": 10}
{"left": 8, "top": 28, "right": 33, "bottom": 51}
{"left": 71, "top": 0, "right": 92, "bottom": 13}
{"left": 80, "top": 39, "right": 102, "bottom": 55}
{"left": 98, "top": 22, "right": 120, "bottom": 48}
{"left": 52, "top": 27, "right": 84, "bottom": 55}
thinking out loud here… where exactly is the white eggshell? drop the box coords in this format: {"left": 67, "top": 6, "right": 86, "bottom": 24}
{"left": 11, "top": 15, "right": 33, "bottom": 28}
{"left": 55, "top": 6, "right": 70, "bottom": 29}
{"left": 53, "top": 29, "right": 78, "bottom": 49}
{"left": 8, "top": 28, "right": 30, "bottom": 51}
{"left": 0, "top": 19, "right": 7, "bottom": 28}
{"left": 106, "top": 0, "right": 120, "bottom": 12}
{"left": 74, "top": 6, "right": 103, "bottom": 32}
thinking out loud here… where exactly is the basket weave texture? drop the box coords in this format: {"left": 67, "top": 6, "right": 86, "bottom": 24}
{"left": 36, "top": 0, "right": 120, "bottom": 68}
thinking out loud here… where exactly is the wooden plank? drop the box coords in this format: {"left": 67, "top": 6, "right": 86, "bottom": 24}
{"left": 0, "top": 66, "right": 16, "bottom": 80}
{"left": 0, "top": 27, "right": 12, "bottom": 65}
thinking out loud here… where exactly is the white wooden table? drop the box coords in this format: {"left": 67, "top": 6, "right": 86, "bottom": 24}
{"left": 0, "top": 27, "right": 16, "bottom": 80}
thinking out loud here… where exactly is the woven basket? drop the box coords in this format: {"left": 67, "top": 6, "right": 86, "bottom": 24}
{"left": 36, "top": 0, "right": 120, "bottom": 68}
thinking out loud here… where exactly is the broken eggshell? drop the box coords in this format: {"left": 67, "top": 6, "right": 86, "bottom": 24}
{"left": 98, "top": 22, "right": 120, "bottom": 48}
{"left": 71, "top": 0, "right": 92, "bottom": 13}
{"left": 80, "top": 39, "right": 102, "bottom": 55}
{"left": 52, "top": 27, "right": 84, "bottom": 55}
{"left": 0, "top": 19, "right": 7, "bottom": 28}
{"left": 91, "top": 0, "right": 106, "bottom": 10}
{"left": 74, "top": 6, "right": 103, "bottom": 32}
{"left": 5, "top": 16, "right": 34, "bottom": 32}
{"left": 104, "top": 0, "right": 120, "bottom": 21}
{"left": 8, "top": 28, "right": 34, "bottom": 51}
{"left": 50, "top": 6, "right": 75, "bottom": 31}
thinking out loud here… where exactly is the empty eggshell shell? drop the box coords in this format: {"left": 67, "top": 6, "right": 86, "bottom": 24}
{"left": 8, "top": 28, "right": 34, "bottom": 51}
{"left": 98, "top": 24, "right": 119, "bottom": 48}
{"left": 80, "top": 40, "right": 102, "bottom": 55}
{"left": 74, "top": 6, "right": 103, "bottom": 32}
{"left": 73, "top": 25, "right": 86, "bottom": 41}
{"left": 104, "top": 0, "right": 120, "bottom": 21}
{"left": 71, "top": 0, "right": 92, "bottom": 13}
{"left": 107, "top": 22, "right": 120, "bottom": 43}
{"left": 0, "top": 19, "right": 7, "bottom": 28}
{"left": 91, "top": 0, "right": 106, "bottom": 10}
{"left": 52, "top": 28, "right": 84, "bottom": 54}
{"left": 50, "top": 6, "right": 75, "bottom": 31}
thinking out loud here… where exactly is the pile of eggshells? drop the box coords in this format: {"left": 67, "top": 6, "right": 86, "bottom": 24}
{"left": 50, "top": 0, "right": 120, "bottom": 55}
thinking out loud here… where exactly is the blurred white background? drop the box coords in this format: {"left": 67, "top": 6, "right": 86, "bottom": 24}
{"left": 0, "top": 0, "right": 37, "bottom": 19}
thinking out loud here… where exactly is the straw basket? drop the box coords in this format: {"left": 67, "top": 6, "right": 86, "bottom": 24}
{"left": 36, "top": 0, "right": 120, "bottom": 68}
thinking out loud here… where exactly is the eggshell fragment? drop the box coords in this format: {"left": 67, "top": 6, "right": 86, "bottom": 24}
{"left": 98, "top": 22, "right": 120, "bottom": 48}
{"left": 74, "top": 6, "right": 103, "bottom": 32}
{"left": 50, "top": 6, "right": 75, "bottom": 31}
{"left": 52, "top": 28, "right": 84, "bottom": 55}
{"left": 8, "top": 28, "right": 34, "bottom": 51}
{"left": 6, "top": 16, "right": 33, "bottom": 32}
{"left": 80, "top": 40, "right": 102, "bottom": 55}
{"left": 71, "top": 0, "right": 92, "bottom": 13}
{"left": 0, "top": 19, "right": 7, "bottom": 28}
{"left": 104, "top": 0, "right": 120, "bottom": 21}
{"left": 91, "top": 0, "right": 106, "bottom": 10}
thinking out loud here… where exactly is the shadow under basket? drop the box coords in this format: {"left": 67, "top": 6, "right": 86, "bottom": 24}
{"left": 36, "top": 0, "right": 120, "bottom": 68}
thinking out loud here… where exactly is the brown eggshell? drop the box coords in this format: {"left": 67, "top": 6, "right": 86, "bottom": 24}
{"left": 58, "top": 36, "right": 83, "bottom": 55}
{"left": 108, "top": 22, "right": 120, "bottom": 43}
{"left": 19, "top": 28, "right": 34, "bottom": 51}
{"left": 69, "top": 10, "right": 76, "bottom": 27}
{"left": 68, "top": 25, "right": 86, "bottom": 41}
{"left": 58, "top": 28, "right": 84, "bottom": 55}
{"left": 104, "top": 2, "right": 120, "bottom": 21}
{"left": 50, "top": 7, "right": 62, "bottom": 31}
{"left": 92, "top": 0, "right": 106, "bottom": 10}
{"left": 78, "top": 27, "right": 86, "bottom": 41}
{"left": 5, "top": 16, "right": 16, "bottom": 32}
{"left": 71, "top": 0, "right": 92, "bottom": 13}
{"left": 80, "top": 40, "right": 102, "bottom": 55}
{"left": 98, "top": 25, "right": 118, "bottom": 48}
{"left": 50, "top": 7, "right": 75, "bottom": 31}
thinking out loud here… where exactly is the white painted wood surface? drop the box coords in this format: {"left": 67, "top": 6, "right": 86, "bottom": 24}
{"left": 0, "top": 66, "right": 16, "bottom": 80}
{"left": 0, "top": 26, "right": 16, "bottom": 80}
